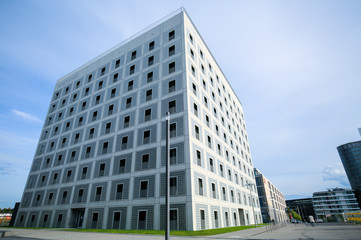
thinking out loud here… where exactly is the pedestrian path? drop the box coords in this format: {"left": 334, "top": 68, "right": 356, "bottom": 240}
{"left": 1, "top": 223, "right": 361, "bottom": 240}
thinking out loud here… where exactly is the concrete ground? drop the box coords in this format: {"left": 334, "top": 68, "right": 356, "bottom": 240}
{"left": 1, "top": 222, "right": 361, "bottom": 240}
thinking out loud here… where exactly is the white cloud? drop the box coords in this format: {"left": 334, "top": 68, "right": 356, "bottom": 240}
{"left": 322, "top": 164, "right": 350, "bottom": 187}
{"left": 12, "top": 109, "right": 43, "bottom": 124}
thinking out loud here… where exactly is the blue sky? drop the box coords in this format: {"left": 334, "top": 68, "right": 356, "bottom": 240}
{"left": 1, "top": 0, "right": 360, "bottom": 208}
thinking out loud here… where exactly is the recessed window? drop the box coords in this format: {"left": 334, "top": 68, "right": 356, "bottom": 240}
{"left": 95, "top": 95, "right": 100, "bottom": 105}
{"left": 115, "top": 59, "right": 120, "bottom": 68}
{"left": 192, "top": 83, "right": 197, "bottom": 95}
{"left": 169, "top": 30, "right": 175, "bottom": 41}
{"left": 193, "top": 103, "right": 198, "bottom": 116}
{"left": 113, "top": 73, "right": 118, "bottom": 83}
{"left": 101, "top": 67, "right": 106, "bottom": 76}
{"left": 198, "top": 178, "right": 203, "bottom": 196}
{"left": 140, "top": 181, "right": 148, "bottom": 198}
{"left": 129, "top": 65, "right": 135, "bottom": 75}
{"left": 169, "top": 62, "right": 175, "bottom": 74}
{"left": 124, "top": 116, "right": 130, "bottom": 128}
{"left": 168, "top": 100, "right": 176, "bottom": 114}
{"left": 170, "top": 123, "right": 176, "bottom": 138}
{"left": 190, "top": 49, "right": 194, "bottom": 58}
{"left": 191, "top": 65, "right": 195, "bottom": 75}
{"left": 147, "top": 72, "right": 153, "bottom": 83}
{"left": 141, "top": 154, "right": 149, "bottom": 170}
{"left": 119, "top": 159, "right": 125, "bottom": 173}
{"left": 88, "top": 74, "right": 93, "bottom": 82}
{"left": 98, "top": 81, "right": 103, "bottom": 90}
{"left": 85, "top": 146, "right": 91, "bottom": 158}
{"left": 81, "top": 167, "right": 87, "bottom": 179}
{"left": 128, "top": 80, "right": 133, "bottom": 91}
{"left": 209, "top": 158, "right": 214, "bottom": 172}
{"left": 195, "top": 125, "right": 200, "bottom": 140}
{"left": 207, "top": 135, "right": 212, "bottom": 148}
{"left": 149, "top": 41, "right": 155, "bottom": 51}
{"left": 111, "top": 88, "right": 116, "bottom": 98}
{"left": 89, "top": 128, "right": 94, "bottom": 139}
{"left": 92, "top": 111, "right": 98, "bottom": 121}
{"left": 200, "top": 50, "right": 203, "bottom": 58}
{"left": 143, "top": 130, "right": 150, "bottom": 144}
{"left": 168, "top": 80, "right": 175, "bottom": 93}
{"left": 212, "top": 183, "right": 216, "bottom": 198}
{"left": 169, "top": 45, "right": 175, "bottom": 56}
{"left": 189, "top": 33, "right": 193, "bottom": 43}
{"left": 116, "top": 184, "right": 123, "bottom": 199}
{"left": 121, "top": 136, "right": 128, "bottom": 150}
{"left": 99, "top": 163, "right": 105, "bottom": 176}
{"left": 170, "top": 177, "right": 177, "bottom": 195}
{"left": 131, "top": 51, "right": 137, "bottom": 60}
{"left": 126, "top": 97, "right": 132, "bottom": 109}
{"left": 144, "top": 109, "right": 151, "bottom": 122}
{"left": 148, "top": 56, "right": 154, "bottom": 66}
{"left": 170, "top": 148, "right": 177, "bottom": 165}
{"left": 95, "top": 186, "right": 102, "bottom": 201}
{"left": 108, "top": 104, "right": 114, "bottom": 115}
{"left": 146, "top": 89, "right": 152, "bottom": 101}
{"left": 105, "top": 122, "right": 111, "bottom": 134}
{"left": 197, "top": 150, "right": 201, "bottom": 166}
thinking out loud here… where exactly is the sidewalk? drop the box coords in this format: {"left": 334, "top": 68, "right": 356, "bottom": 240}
{"left": 1, "top": 223, "right": 361, "bottom": 240}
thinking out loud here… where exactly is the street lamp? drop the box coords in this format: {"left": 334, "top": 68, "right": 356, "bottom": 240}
{"left": 165, "top": 112, "right": 170, "bottom": 240}
{"left": 247, "top": 183, "right": 257, "bottom": 228}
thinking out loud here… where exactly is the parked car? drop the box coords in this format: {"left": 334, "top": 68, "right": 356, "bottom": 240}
{"left": 316, "top": 219, "right": 323, "bottom": 223}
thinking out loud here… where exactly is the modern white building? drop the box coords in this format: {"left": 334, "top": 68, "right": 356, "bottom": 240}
{"left": 254, "top": 168, "right": 288, "bottom": 223}
{"left": 15, "top": 8, "right": 261, "bottom": 231}
{"left": 312, "top": 188, "right": 360, "bottom": 219}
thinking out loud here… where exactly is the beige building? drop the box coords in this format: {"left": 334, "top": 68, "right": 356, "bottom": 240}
{"left": 254, "top": 168, "right": 288, "bottom": 223}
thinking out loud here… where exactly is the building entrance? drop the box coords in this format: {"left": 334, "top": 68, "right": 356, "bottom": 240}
{"left": 71, "top": 208, "right": 85, "bottom": 228}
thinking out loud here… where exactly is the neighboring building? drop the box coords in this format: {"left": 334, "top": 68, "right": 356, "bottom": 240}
{"left": 286, "top": 198, "right": 315, "bottom": 221}
{"left": 312, "top": 188, "right": 360, "bottom": 219}
{"left": 254, "top": 168, "right": 288, "bottom": 223}
{"left": 337, "top": 140, "right": 361, "bottom": 208}
{"left": 15, "top": 8, "right": 261, "bottom": 230}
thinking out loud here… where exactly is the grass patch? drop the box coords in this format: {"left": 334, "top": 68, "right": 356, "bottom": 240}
{"left": 61, "top": 224, "right": 267, "bottom": 236}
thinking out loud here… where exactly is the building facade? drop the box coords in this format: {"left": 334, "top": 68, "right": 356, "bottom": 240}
{"left": 312, "top": 188, "right": 360, "bottom": 219}
{"left": 15, "top": 9, "right": 261, "bottom": 230}
{"left": 337, "top": 140, "right": 361, "bottom": 208}
{"left": 254, "top": 168, "right": 288, "bottom": 223}
{"left": 286, "top": 198, "right": 315, "bottom": 221}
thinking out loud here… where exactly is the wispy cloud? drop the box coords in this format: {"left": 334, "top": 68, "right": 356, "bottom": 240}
{"left": 322, "top": 164, "right": 350, "bottom": 187}
{"left": 12, "top": 109, "right": 43, "bottom": 124}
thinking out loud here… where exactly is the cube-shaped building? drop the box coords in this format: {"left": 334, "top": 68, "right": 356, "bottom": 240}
{"left": 15, "top": 8, "right": 261, "bottom": 230}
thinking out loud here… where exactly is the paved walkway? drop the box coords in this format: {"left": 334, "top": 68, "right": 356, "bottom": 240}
{"left": 1, "top": 223, "right": 361, "bottom": 240}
